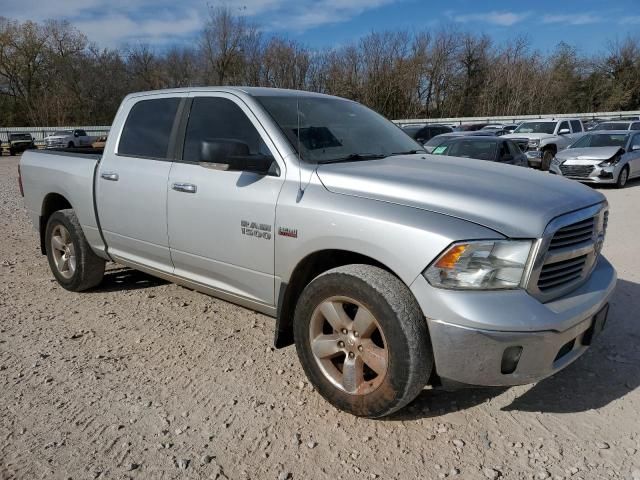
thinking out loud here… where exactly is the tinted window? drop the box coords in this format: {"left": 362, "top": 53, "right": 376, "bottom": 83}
{"left": 425, "top": 134, "right": 454, "bottom": 147}
{"left": 570, "top": 133, "right": 629, "bottom": 148}
{"left": 76, "top": 129, "right": 87, "bottom": 136}
{"left": 433, "top": 139, "right": 497, "bottom": 160}
{"left": 183, "top": 97, "right": 270, "bottom": 163}
{"left": 507, "top": 140, "right": 522, "bottom": 156}
{"left": 119, "top": 97, "right": 181, "bottom": 158}
{"left": 558, "top": 121, "right": 570, "bottom": 132}
{"left": 630, "top": 134, "right": 640, "bottom": 150}
{"left": 599, "top": 122, "right": 630, "bottom": 130}
{"left": 570, "top": 120, "right": 582, "bottom": 132}
{"left": 631, "top": 123, "right": 640, "bottom": 131}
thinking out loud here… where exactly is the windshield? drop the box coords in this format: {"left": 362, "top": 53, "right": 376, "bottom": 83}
{"left": 598, "top": 122, "right": 630, "bottom": 130}
{"left": 255, "top": 95, "right": 423, "bottom": 163}
{"left": 432, "top": 139, "right": 497, "bottom": 160}
{"left": 53, "top": 130, "right": 73, "bottom": 136}
{"left": 424, "top": 134, "right": 455, "bottom": 147}
{"left": 570, "top": 133, "right": 629, "bottom": 148}
{"left": 514, "top": 122, "right": 556, "bottom": 134}
{"left": 9, "top": 134, "right": 31, "bottom": 140}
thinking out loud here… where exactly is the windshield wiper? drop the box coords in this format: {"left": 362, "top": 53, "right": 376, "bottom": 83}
{"left": 389, "top": 149, "right": 422, "bottom": 155}
{"left": 318, "top": 153, "right": 387, "bottom": 164}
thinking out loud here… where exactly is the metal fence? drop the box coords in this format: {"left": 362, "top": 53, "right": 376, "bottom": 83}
{"left": 393, "top": 110, "right": 640, "bottom": 127}
{"left": 2, "top": 108, "right": 639, "bottom": 145}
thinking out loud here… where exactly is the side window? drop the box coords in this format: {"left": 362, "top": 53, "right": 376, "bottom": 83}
{"left": 76, "top": 129, "right": 87, "bottom": 137}
{"left": 499, "top": 141, "right": 511, "bottom": 160}
{"left": 119, "top": 97, "right": 181, "bottom": 159}
{"left": 631, "top": 122, "right": 640, "bottom": 131}
{"left": 183, "top": 97, "right": 270, "bottom": 163}
{"left": 631, "top": 134, "right": 640, "bottom": 150}
{"left": 558, "top": 121, "right": 570, "bottom": 133}
{"left": 570, "top": 120, "right": 582, "bottom": 133}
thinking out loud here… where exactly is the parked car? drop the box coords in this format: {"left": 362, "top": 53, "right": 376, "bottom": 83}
{"left": 503, "top": 124, "right": 520, "bottom": 133}
{"left": 19, "top": 87, "right": 615, "bottom": 418}
{"left": 423, "top": 131, "right": 498, "bottom": 153}
{"left": 503, "top": 119, "right": 584, "bottom": 170}
{"left": 92, "top": 135, "right": 108, "bottom": 149}
{"left": 550, "top": 130, "right": 640, "bottom": 188}
{"left": 402, "top": 124, "right": 453, "bottom": 143}
{"left": 595, "top": 121, "right": 640, "bottom": 131}
{"left": 430, "top": 136, "right": 528, "bottom": 167}
{"left": 44, "top": 129, "right": 96, "bottom": 149}
{"left": 7, "top": 133, "right": 36, "bottom": 155}
{"left": 480, "top": 125, "right": 511, "bottom": 136}
{"left": 454, "top": 123, "right": 489, "bottom": 132}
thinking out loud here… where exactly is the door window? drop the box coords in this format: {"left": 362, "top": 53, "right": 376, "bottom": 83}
{"left": 631, "top": 122, "right": 640, "bottom": 131}
{"left": 570, "top": 120, "right": 582, "bottom": 133}
{"left": 183, "top": 97, "right": 272, "bottom": 163}
{"left": 118, "top": 97, "right": 181, "bottom": 159}
{"left": 630, "top": 134, "right": 640, "bottom": 151}
{"left": 507, "top": 140, "right": 522, "bottom": 156}
{"left": 558, "top": 121, "right": 570, "bottom": 133}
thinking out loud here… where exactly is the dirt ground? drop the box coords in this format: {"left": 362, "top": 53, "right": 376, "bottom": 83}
{"left": 1, "top": 154, "right": 639, "bottom": 480}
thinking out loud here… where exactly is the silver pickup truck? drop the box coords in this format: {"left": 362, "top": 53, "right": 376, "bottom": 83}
{"left": 19, "top": 87, "right": 616, "bottom": 418}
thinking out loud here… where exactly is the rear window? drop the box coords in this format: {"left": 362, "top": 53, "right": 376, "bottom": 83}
{"left": 433, "top": 139, "right": 497, "bottom": 160}
{"left": 119, "top": 97, "right": 181, "bottom": 159}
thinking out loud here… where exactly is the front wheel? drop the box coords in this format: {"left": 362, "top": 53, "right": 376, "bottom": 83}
{"left": 541, "top": 149, "right": 554, "bottom": 171}
{"left": 67, "top": 141, "right": 75, "bottom": 148}
{"left": 294, "top": 265, "right": 433, "bottom": 418}
{"left": 616, "top": 165, "right": 629, "bottom": 189}
{"left": 45, "top": 209, "right": 105, "bottom": 291}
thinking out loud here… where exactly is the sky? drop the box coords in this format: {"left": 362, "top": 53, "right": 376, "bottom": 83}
{"left": 3, "top": 0, "right": 640, "bottom": 55}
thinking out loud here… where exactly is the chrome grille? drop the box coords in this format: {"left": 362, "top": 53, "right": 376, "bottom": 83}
{"left": 528, "top": 204, "right": 607, "bottom": 302}
{"left": 548, "top": 217, "right": 595, "bottom": 251}
{"left": 537, "top": 255, "right": 587, "bottom": 291}
{"left": 559, "top": 164, "right": 594, "bottom": 178}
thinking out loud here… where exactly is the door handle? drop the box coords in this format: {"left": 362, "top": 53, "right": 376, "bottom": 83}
{"left": 100, "top": 172, "right": 119, "bottom": 181}
{"left": 172, "top": 182, "right": 197, "bottom": 194}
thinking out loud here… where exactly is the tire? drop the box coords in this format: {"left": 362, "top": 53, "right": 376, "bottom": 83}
{"left": 541, "top": 149, "right": 554, "bottom": 171}
{"left": 293, "top": 264, "right": 433, "bottom": 418}
{"left": 616, "top": 165, "right": 629, "bottom": 189}
{"left": 9, "top": 149, "right": 15, "bottom": 156}
{"left": 67, "top": 141, "right": 75, "bottom": 148}
{"left": 45, "top": 209, "right": 105, "bottom": 291}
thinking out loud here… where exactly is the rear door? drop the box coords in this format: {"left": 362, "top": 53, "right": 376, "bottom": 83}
{"left": 166, "top": 92, "right": 285, "bottom": 306}
{"left": 96, "top": 94, "right": 185, "bottom": 272}
{"left": 628, "top": 133, "right": 640, "bottom": 178}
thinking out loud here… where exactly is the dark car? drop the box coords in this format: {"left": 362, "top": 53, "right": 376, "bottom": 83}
{"left": 402, "top": 124, "right": 454, "bottom": 144}
{"left": 430, "top": 136, "right": 529, "bottom": 167}
{"left": 8, "top": 133, "right": 36, "bottom": 155}
{"left": 453, "top": 123, "right": 489, "bottom": 132}
{"left": 423, "top": 130, "right": 498, "bottom": 153}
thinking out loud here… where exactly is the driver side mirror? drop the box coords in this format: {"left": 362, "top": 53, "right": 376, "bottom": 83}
{"left": 199, "top": 139, "right": 276, "bottom": 176}
{"left": 558, "top": 128, "right": 570, "bottom": 135}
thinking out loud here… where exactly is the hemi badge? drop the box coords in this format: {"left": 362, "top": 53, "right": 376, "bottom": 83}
{"left": 278, "top": 227, "right": 298, "bottom": 238}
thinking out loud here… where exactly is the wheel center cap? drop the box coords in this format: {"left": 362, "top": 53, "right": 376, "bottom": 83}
{"left": 345, "top": 335, "right": 356, "bottom": 348}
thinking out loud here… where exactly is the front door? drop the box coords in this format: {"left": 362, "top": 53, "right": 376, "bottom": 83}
{"left": 167, "top": 93, "right": 286, "bottom": 306}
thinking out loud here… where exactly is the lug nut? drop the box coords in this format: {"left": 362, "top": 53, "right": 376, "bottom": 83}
{"left": 358, "top": 345, "right": 363, "bottom": 352}
{"left": 353, "top": 331, "right": 359, "bottom": 337}
{"left": 338, "top": 341, "right": 345, "bottom": 348}
{"left": 348, "top": 352, "right": 355, "bottom": 359}
{"left": 341, "top": 328, "right": 348, "bottom": 334}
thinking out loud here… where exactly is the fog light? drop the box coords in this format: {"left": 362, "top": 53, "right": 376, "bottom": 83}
{"left": 501, "top": 346, "right": 523, "bottom": 374}
{"left": 599, "top": 171, "right": 613, "bottom": 179}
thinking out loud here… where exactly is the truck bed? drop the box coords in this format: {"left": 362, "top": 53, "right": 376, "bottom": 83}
{"left": 20, "top": 149, "right": 107, "bottom": 257}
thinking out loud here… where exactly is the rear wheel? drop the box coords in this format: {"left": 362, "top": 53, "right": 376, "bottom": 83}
{"left": 294, "top": 265, "right": 432, "bottom": 418}
{"left": 541, "top": 149, "right": 554, "bottom": 171}
{"left": 45, "top": 209, "right": 105, "bottom": 291}
{"left": 616, "top": 165, "right": 629, "bottom": 189}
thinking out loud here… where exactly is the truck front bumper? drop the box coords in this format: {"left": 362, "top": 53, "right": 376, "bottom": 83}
{"left": 526, "top": 149, "right": 542, "bottom": 167}
{"left": 410, "top": 256, "right": 616, "bottom": 387}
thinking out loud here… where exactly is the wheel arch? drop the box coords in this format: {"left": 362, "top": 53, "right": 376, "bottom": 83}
{"left": 274, "top": 249, "right": 402, "bottom": 348}
{"left": 39, "top": 193, "right": 73, "bottom": 254}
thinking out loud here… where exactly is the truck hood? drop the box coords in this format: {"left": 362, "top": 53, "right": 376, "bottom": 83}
{"left": 503, "top": 132, "right": 555, "bottom": 141}
{"left": 556, "top": 146, "right": 622, "bottom": 161}
{"left": 316, "top": 155, "right": 604, "bottom": 238}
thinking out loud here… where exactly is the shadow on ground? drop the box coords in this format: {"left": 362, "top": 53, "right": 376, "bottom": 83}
{"left": 389, "top": 278, "right": 640, "bottom": 421}
{"left": 94, "top": 267, "right": 168, "bottom": 292}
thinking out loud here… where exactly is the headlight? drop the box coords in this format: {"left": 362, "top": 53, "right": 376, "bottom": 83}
{"left": 528, "top": 139, "right": 540, "bottom": 148}
{"left": 598, "top": 153, "right": 622, "bottom": 167}
{"left": 425, "top": 240, "right": 533, "bottom": 290}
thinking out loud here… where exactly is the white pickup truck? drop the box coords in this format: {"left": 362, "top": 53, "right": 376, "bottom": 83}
{"left": 44, "top": 129, "right": 96, "bottom": 149}
{"left": 19, "top": 87, "right": 616, "bottom": 417}
{"left": 504, "top": 119, "right": 585, "bottom": 170}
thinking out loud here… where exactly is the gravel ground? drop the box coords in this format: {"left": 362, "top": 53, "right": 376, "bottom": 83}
{"left": 1, "top": 154, "right": 639, "bottom": 480}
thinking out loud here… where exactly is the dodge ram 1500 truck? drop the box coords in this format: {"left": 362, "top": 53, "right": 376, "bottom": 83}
{"left": 19, "top": 87, "right": 616, "bottom": 417}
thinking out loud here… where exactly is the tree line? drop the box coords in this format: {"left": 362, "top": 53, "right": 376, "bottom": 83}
{"left": 1, "top": 7, "right": 639, "bottom": 127}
